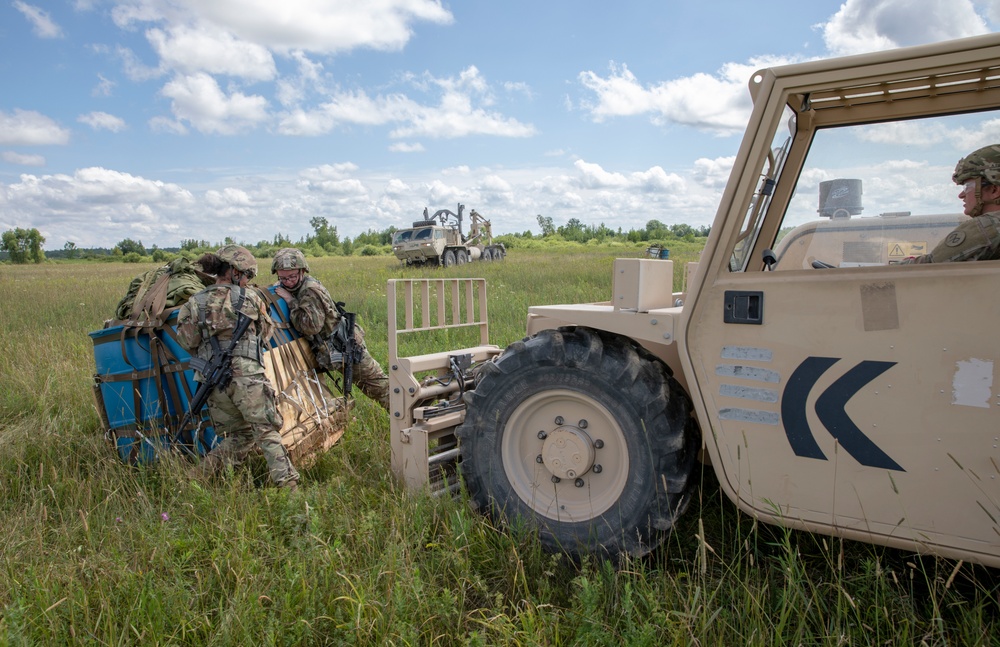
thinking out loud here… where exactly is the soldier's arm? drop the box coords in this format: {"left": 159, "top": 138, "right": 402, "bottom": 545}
{"left": 250, "top": 289, "right": 275, "bottom": 340}
{"left": 175, "top": 300, "right": 202, "bottom": 351}
{"left": 925, "top": 218, "right": 999, "bottom": 263}
{"left": 286, "top": 286, "right": 325, "bottom": 336}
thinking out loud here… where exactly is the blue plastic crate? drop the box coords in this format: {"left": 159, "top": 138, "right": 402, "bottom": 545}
{"left": 90, "top": 285, "right": 300, "bottom": 465}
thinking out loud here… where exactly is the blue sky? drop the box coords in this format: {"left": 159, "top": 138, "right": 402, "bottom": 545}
{"left": 1, "top": 0, "right": 999, "bottom": 250}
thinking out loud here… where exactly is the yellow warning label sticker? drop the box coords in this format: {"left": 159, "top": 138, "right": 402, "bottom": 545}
{"left": 888, "top": 242, "right": 928, "bottom": 257}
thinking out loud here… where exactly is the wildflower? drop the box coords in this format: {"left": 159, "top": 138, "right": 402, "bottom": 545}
{"left": 160, "top": 513, "right": 169, "bottom": 522}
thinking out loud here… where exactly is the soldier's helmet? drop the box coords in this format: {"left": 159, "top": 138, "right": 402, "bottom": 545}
{"left": 271, "top": 247, "right": 310, "bottom": 274}
{"left": 953, "top": 144, "right": 1000, "bottom": 185}
{"left": 217, "top": 244, "right": 258, "bottom": 277}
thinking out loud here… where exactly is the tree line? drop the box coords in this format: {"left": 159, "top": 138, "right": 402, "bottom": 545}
{"left": 1, "top": 215, "right": 710, "bottom": 265}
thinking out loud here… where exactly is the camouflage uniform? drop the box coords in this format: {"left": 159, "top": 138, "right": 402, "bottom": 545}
{"left": 899, "top": 214, "right": 1000, "bottom": 263}
{"left": 902, "top": 144, "right": 1000, "bottom": 264}
{"left": 272, "top": 249, "right": 390, "bottom": 410}
{"left": 177, "top": 250, "right": 299, "bottom": 487}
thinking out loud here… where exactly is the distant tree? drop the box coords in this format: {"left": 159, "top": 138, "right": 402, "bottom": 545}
{"left": 645, "top": 219, "right": 668, "bottom": 236}
{"left": 1, "top": 228, "right": 45, "bottom": 264}
{"left": 181, "top": 239, "right": 209, "bottom": 251}
{"left": 63, "top": 241, "right": 78, "bottom": 259}
{"left": 116, "top": 238, "right": 146, "bottom": 256}
{"left": 670, "top": 223, "right": 694, "bottom": 239}
{"left": 309, "top": 216, "right": 340, "bottom": 249}
{"left": 557, "top": 218, "right": 587, "bottom": 242}
{"left": 536, "top": 214, "right": 555, "bottom": 237}
{"left": 355, "top": 228, "right": 393, "bottom": 246}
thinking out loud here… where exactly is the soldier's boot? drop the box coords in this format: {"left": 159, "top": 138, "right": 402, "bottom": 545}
{"left": 187, "top": 454, "right": 222, "bottom": 483}
{"left": 279, "top": 479, "right": 299, "bottom": 492}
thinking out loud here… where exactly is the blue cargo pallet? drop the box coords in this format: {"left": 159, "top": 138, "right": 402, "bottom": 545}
{"left": 90, "top": 285, "right": 297, "bottom": 465}
{"left": 646, "top": 245, "right": 670, "bottom": 259}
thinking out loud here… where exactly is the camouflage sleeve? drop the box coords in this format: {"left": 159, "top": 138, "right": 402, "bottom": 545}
{"left": 175, "top": 299, "right": 202, "bottom": 351}
{"left": 287, "top": 286, "right": 326, "bottom": 336}
{"left": 907, "top": 216, "right": 1000, "bottom": 264}
{"left": 248, "top": 288, "right": 275, "bottom": 340}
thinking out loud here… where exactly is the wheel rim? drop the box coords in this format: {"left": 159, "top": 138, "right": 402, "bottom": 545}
{"left": 501, "top": 388, "right": 629, "bottom": 521}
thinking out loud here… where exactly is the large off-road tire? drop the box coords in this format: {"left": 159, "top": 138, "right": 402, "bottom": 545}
{"left": 457, "top": 326, "right": 700, "bottom": 558}
{"left": 442, "top": 250, "right": 456, "bottom": 267}
{"left": 482, "top": 248, "right": 493, "bottom": 262}
{"left": 456, "top": 249, "right": 469, "bottom": 265}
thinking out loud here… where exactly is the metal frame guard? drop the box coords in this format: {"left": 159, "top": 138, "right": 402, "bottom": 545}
{"left": 387, "top": 278, "right": 501, "bottom": 493}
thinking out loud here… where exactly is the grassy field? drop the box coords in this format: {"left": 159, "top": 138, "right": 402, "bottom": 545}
{"left": 0, "top": 245, "right": 997, "bottom": 646}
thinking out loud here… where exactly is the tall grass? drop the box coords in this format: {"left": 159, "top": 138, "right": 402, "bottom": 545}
{"left": 0, "top": 246, "right": 996, "bottom": 645}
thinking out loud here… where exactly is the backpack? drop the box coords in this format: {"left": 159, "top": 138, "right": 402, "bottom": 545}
{"left": 114, "top": 257, "right": 211, "bottom": 324}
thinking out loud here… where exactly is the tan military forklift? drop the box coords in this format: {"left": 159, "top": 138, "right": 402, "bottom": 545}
{"left": 387, "top": 33, "right": 1000, "bottom": 568}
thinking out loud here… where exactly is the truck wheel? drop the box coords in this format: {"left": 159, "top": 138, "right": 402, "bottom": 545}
{"left": 442, "top": 250, "right": 456, "bottom": 267}
{"left": 456, "top": 249, "right": 469, "bottom": 265}
{"left": 457, "top": 326, "right": 700, "bottom": 558}
{"left": 482, "top": 248, "right": 493, "bottom": 262}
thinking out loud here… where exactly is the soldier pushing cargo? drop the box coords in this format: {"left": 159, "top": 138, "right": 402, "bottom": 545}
{"left": 271, "top": 248, "right": 390, "bottom": 410}
{"left": 177, "top": 245, "right": 300, "bottom": 491}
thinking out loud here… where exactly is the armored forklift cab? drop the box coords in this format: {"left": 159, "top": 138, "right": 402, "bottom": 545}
{"left": 388, "top": 33, "right": 1000, "bottom": 568}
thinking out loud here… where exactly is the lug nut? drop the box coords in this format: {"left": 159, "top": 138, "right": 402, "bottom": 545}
{"left": 593, "top": 464, "right": 602, "bottom": 473}
{"left": 579, "top": 419, "right": 588, "bottom": 429}
{"left": 551, "top": 475, "right": 561, "bottom": 483}
{"left": 537, "top": 430, "right": 547, "bottom": 440}
{"left": 575, "top": 478, "right": 585, "bottom": 488}
{"left": 594, "top": 439, "right": 604, "bottom": 449}
{"left": 536, "top": 454, "right": 543, "bottom": 464}
{"left": 554, "top": 416, "right": 564, "bottom": 425}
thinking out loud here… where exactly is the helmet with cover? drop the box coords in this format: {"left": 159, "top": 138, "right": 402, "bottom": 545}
{"left": 953, "top": 144, "right": 1000, "bottom": 185}
{"left": 271, "top": 247, "right": 310, "bottom": 274}
{"left": 216, "top": 244, "right": 258, "bottom": 278}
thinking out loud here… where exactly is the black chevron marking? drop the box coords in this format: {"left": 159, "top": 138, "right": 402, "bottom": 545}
{"left": 782, "top": 356, "right": 838, "bottom": 460}
{"left": 815, "top": 360, "right": 904, "bottom": 471}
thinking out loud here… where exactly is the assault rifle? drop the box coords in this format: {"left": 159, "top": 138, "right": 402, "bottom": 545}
{"left": 328, "top": 301, "right": 363, "bottom": 398}
{"left": 174, "top": 311, "right": 253, "bottom": 453}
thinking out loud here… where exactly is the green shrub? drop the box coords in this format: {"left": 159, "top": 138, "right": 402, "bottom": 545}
{"left": 358, "top": 244, "right": 389, "bottom": 256}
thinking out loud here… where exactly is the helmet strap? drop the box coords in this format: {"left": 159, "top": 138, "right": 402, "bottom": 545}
{"left": 970, "top": 178, "right": 1000, "bottom": 217}
{"left": 971, "top": 178, "right": 986, "bottom": 217}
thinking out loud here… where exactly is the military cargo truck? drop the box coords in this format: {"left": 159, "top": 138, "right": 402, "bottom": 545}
{"left": 391, "top": 204, "right": 506, "bottom": 267}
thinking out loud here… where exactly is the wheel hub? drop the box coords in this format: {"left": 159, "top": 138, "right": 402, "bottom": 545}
{"left": 501, "top": 388, "right": 629, "bottom": 520}
{"left": 541, "top": 426, "right": 595, "bottom": 479}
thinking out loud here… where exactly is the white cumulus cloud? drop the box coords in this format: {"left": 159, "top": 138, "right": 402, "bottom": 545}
{"left": 78, "top": 112, "right": 128, "bottom": 133}
{"left": 160, "top": 73, "right": 269, "bottom": 134}
{"left": 0, "top": 110, "right": 71, "bottom": 146}
{"left": 821, "top": 0, "right": 988, "bottom": 56}
{"left": 578, "top": 58, "right": 793, "bottom": 135}
{"left": 1, "top": 151, "right": 46, "bottom": 166}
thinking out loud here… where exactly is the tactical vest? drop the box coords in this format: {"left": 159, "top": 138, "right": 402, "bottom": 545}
{"left": 191, "top": 285, "right": 264, "bottom": 367}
